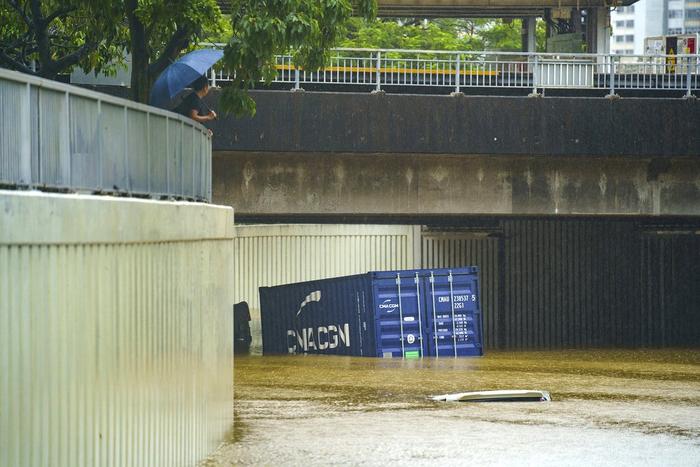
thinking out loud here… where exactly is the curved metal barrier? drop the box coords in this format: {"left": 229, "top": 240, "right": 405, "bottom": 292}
{"left": 0, "top": 67, "right": 212, "bottom": 202}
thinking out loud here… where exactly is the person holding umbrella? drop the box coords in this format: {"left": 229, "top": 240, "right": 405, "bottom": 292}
{"left": 149, "top": 49, "right": 223, "bottom": 131}
{"left": 174, "top": 75, "right": 217, "bottom": 123}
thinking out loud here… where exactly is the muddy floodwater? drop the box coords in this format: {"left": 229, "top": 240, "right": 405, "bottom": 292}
{"left": 203, "top": 350, "right": 700, "bottom": 466}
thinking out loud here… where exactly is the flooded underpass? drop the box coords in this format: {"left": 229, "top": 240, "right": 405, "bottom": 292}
{"left": 203, "top": 350, "right": 700, "bottom": 466}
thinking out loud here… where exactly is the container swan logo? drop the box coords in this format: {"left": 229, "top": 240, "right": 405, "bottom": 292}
{"left": 297, "top": 290, "right": 321, "bottom": 316}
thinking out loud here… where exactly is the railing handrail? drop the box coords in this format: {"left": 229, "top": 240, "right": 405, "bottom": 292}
{"left": 0, "top": 66, "right": 209, "bottom": 133}
{"left": 1, "top": 67, "right": 212, "bottom": 202}
{"left": 206, "top": 42, "right": 700, "bottom": 59}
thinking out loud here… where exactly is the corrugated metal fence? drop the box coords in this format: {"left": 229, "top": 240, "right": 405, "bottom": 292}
{"left": 233, "top": 224, "right": 420, "bottom": 351}
{"left": 0, "top": 67, "right": 211, "bottom": 201}
{"left": 422, "top": 219, "right": 700, "bottom": 349}
{"left": 0, "top": 192, "right": 234, "bottom": 466}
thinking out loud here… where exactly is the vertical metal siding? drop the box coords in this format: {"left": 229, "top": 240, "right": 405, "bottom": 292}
{"left": 421, "top": 219, "right": 700, "bottom": 350}
{"left": 500, "top": 219, "right": 644, "bottom": 349}
{"left": 234, "top": 224, "right": 418, "bottom": 312}
{"left": 0, "top": 201, "right": 233, "bottom": 467}
{"left": 233, "top": 224, "right": 418, "bottom": 351}
{"left": 640, "top": 233, "right": 700, "bottom": 347}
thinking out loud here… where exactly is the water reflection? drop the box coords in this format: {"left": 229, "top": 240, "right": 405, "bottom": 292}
{"left": 203, "top": 350, "right": 700, "bottom": 466}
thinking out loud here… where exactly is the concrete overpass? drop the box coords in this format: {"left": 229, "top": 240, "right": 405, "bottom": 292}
{"left": 376, "top": 0, "right": 634, "bottom": 17}
{"left": 208, "top": 90, "right": 700, "bottom": 219}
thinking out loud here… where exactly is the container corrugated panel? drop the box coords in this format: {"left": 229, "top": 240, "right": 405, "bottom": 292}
{"left": 259, "top": 267, "right": 482, "bottom": 358}
{"left": 260, "top": 274, "right": 374, "bottom": 355}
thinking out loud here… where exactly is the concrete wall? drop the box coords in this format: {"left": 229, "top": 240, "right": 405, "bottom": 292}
{"left": 209, "top": 91, "right": 700, "bottom": 158}
{"left": 0, "top": 191, "right": 234, "bottom": 467}
{"left": 209, "top": 91, "right": 700, "bottom": 217}
{"left": 214, "top": 152, "right": 700, "bottom": 216}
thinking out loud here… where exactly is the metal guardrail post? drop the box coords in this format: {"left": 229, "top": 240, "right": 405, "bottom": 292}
{"left": 376, "top": 51, "right": 382, "bottom": 91}
{"left": 210, "top": 67, "right": 217, "bottom": 88}
{"left": 686, "top": 56, "right": 693, "bottom": 98}
{"left": 455, "top": 53, "right": 461, "bottom": 93}
{"left": 609, "top": 55, "right": 616, "bottom": 96}
{"left": 294, "top": 67, "right": 300, "bottom": 90}
{"left": 19, "top": 81, "right": 32, "bottom": 186}
{"left": 531, "top": 54, "right": 539, "bottom": 96}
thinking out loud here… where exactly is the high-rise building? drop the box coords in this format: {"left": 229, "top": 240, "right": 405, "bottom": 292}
{"left": 611, "top": 0, "right": 664, "bottom": 55}
{"left": 611, "top": 0, "right": 700, "bottom": 55}
{"left": 667, "top": 0, "right": 700, "bottom": 34}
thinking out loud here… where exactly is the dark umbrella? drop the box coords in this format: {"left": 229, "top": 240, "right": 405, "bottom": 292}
{"left": 149, "top": 48, "right": 224, "bottom": 109}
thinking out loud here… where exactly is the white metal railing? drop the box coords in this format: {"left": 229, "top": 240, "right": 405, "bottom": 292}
{"left": 0, "top": 67, "right": 212, "bottom": 201}
{"left": 208, "top": 46, "right": 700, "bottom": 96}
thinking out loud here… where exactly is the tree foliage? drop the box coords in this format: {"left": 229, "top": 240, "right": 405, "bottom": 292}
{"left": 125, "top": 0, "right": 226, "bottom": 102}
{"left": 220, "top": 0, "right": 377, "bottom": 116}
{"left": 339, "top": 18, "right": 546, "bottom": 53}
{"left": 0, "top": 0, "right": 125, "bottom": 79}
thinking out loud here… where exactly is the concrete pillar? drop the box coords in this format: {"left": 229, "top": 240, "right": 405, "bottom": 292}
{"left": 595, "top": 7, "right": 612, "bottom": 54}
{"left": 522, "top": 17, "right": 538, "bottom": 52}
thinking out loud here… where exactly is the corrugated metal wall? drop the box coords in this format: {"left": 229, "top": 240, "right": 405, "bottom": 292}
{"left": 640, "top": 232, "right": 700, "bottom": 347}
{"left": 0, "top": 193, "right": 234, "bottom": 467}
{"left": 234, "top": 224, "right": 419, "bottom": 310}
{"left": 234, "top": 224, "right": 419, "bottom": 352}
{"left": 421, "top": 219, "right": 700, "bottom": 350}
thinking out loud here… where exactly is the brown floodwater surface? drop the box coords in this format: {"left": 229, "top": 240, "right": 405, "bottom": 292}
{"left": 203, "top": 350, "right": 700, "bottom": 466}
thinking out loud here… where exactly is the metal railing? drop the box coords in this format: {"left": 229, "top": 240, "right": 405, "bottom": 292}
{"left": 209, "top": 46, "right": 700, "bottom": 96}
{"left": 0, "top": 67, "right": 212, "bottom": 201}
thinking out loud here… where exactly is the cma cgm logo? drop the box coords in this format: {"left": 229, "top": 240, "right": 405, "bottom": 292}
{"left": 287, "top": 290, "right": 350, "bottom": 353}
{"left": 287, "top": 325, "right": 350, "bottom": 353}
{"left": 378, "top": 298, "right": 399, "bottom": 311}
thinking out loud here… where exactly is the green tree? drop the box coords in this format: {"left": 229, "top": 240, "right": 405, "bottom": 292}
{"left": 221, "top": 0, "right": 377, "bottom": 116}
{"left": 339, "top": 18, "right": 547, "bottom": 53}
{"left": 339, "top": 18, "right": 484, "bottom": 51}
{"left": 0, "top": 0, "right": 125, "bottom": 79}
{"left": 125, "top": 0, "right": 226, "bottom": 103}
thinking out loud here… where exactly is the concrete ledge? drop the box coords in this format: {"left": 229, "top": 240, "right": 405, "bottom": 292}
{"left": 0, "top": 191, "right": 234, "bottom": 245}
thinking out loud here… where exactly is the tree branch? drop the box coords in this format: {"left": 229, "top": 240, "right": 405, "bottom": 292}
{"left": 51, "top": 42, "right": 97, "bottom": 72}
{"left": 148, "top": 24, "right": 193, "bottom": 76}
{"left": 7, "top": 0, "right": 32, "bottom": 28}
{"left": 0, "top": 49, "right": 35, "bottom": 75}
{"left": 28, "top": 0, "right": 52, "bottom": 66}
{"left": 43, "top": 5, "right": 78, "bottom": 27}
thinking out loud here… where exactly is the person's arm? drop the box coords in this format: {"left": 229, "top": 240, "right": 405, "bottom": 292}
{"left": 188, "top": 109, "right": 217, "bottom": 123}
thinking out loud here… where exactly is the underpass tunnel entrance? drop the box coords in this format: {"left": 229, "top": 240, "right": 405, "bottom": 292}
{"left": 234, "top": 216, "right": 700, "bottom": 352}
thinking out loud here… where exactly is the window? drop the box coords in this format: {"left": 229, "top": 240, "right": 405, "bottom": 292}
{"left": 626, "top": 20, "right": 634, "bottom": 27}
{"left": 616, "top": 36, "right": 625, "bottom": 42}
{"left": 628, "top": 5, "right": 634, "bottom": 12}
{"left": 625, "top": 35, "right": 635, "bottom": 42}
{"left": 668, "top": 27, "right": 683, "bottom": 34}
{"left": 668, "top": 9, "right": 682, "bottom": 18}
{"left": 615, "top": 20, "right": 625, "bottom": 28}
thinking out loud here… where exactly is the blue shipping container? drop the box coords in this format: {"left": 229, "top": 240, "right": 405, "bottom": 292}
{"left": 259, "top": 267, "right": 483, "bottom": 358}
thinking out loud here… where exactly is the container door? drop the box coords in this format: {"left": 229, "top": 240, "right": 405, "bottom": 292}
{"left": 424, "top": 270, "right": 483, "bottom": 357}
{"left": 372, "top": 272, "right": 428, "bottom": 358}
